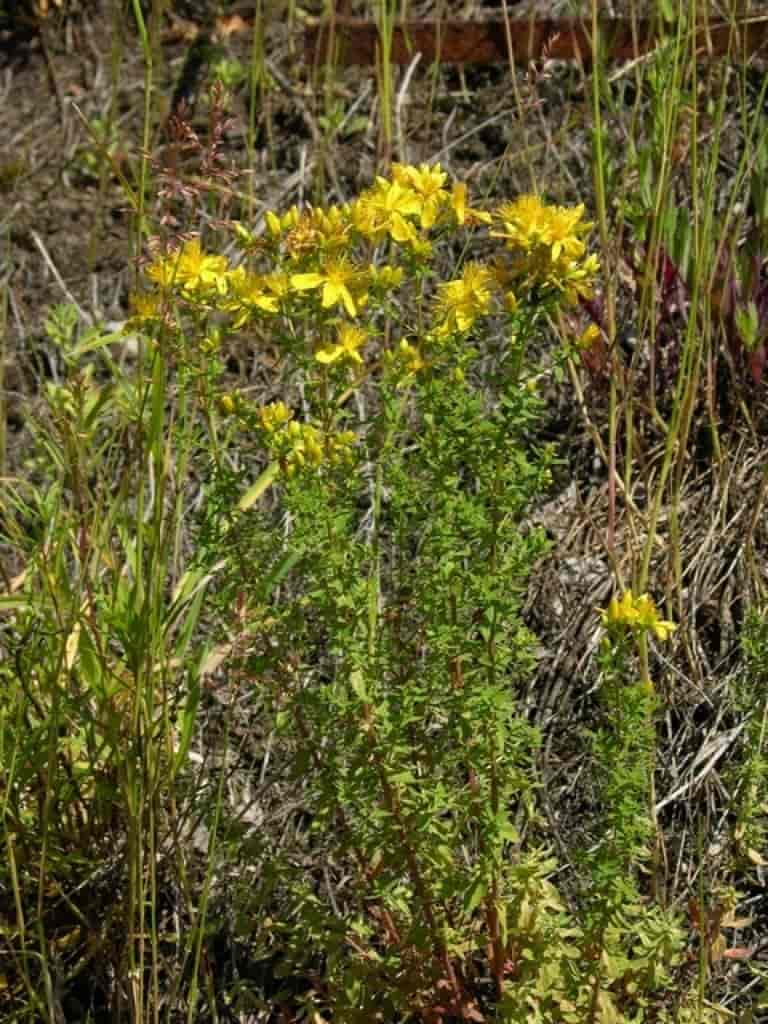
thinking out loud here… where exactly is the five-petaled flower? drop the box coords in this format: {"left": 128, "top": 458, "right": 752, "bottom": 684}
{"left": 315, "top": 323, "right": 368, "bottom": 366}
{"left": 290, "top": 257, "right": 369, "bottom": 318}
{"left": 434, "top": 261, "right": 496, "bottom": 335}
{"left": 391, "top": 162, "right": 448, "bottom": 229}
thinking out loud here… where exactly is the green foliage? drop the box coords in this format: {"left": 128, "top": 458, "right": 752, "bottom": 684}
{"left": 729, "top": 608, "right": 768, "bottom": 865}
{"left": 0, "top": 306, "right": 215, "bottom": 1017}
{"left": 198, "top": 319, "right": 554, "bottom": 1018}
{"left": 0, "top": 162, "right": 715, "bottom": 1020}
{"left": 151, "top": 169, "right": 691, "bottom": 1021}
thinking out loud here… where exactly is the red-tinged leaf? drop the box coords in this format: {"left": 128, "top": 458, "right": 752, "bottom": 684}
{"left": 580, "top": 294, "right": 605, "bottom": 328}
{"left": 723, "top": 947, "right": 754, "bottom": 960}
{"left": 748, "top": 345, "right": 766, "bottom": 385}
{"left": 657, "top": 245, "right": 686, "bottom": 314}
{"left": 688, "top": 897, "right": 702, "bottom": 931}
{"left": 659, "top": 247, "right": 678, "bottom": 293}
{"left": 580, "top": 335, "right": 610, "bottom": 379}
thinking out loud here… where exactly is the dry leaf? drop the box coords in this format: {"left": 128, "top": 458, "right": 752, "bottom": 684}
{"left": 216, "top": 14, "right": 250, "bottom": 37}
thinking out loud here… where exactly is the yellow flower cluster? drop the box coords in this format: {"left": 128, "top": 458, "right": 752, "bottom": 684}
{"left": 266, "top": 203, "right": 352, "bottom": 255}
{"left": 134, "top": 169, "right": 600, "bottom": 487}
{"left": 349, "top": 162, "right": 487, "bottom": 253}
{"left": 491, "top": 194, "right": 599, "bottom": 304}
{"left": 146, "top": 239, "right": 229, "bottom": 298}
{"left": 225, "top": 269, "right": 292, "bottom": 328}
{"left": 259, "top": 399, "right": 293, "bottom": 433}
{"left": 424, "top": 196, "right": 597, "bottom": 339}
{"left": 258, "top": 401, "right": 355, "bottom": 477}
{"left": 137, "top": 176, "right": 597, "bottom": 349}
{"left": 600, "top": 590, "right": 677, "bottom": 642}
{"left": 433, "top": 262, "right": 496, "bottom": 337}
{"left": 257, "top": 164, "right": 478, "bottom": 275}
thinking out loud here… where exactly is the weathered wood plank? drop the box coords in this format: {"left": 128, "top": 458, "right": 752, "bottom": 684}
{"left": 303, "top": 16, "right": 768, "bottom": 66}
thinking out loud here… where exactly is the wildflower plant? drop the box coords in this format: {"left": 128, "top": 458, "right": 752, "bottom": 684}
{"left": 103, "top": 161, "right": 709, "bottom": 1018}
{"left": 564, "top": 584, "right": 689, "bottom": 1024}
{"left": 1, "top": 156, "right": 700, "bottom": 1020}
{"left": 96, "top": 163, "right": 696, "bottom": 1020}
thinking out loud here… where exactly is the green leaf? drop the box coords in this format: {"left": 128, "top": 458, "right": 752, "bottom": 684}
{"left": 349, "top": 669, "right": 368, "bottom": 701}
{"left": 173, "top": 675, "right": 200, "bottom": 775}
{"left": 70, "top": 327, "right": 124, "bottom": 359}
{"left": 462, "top": 876, "right": 487, "bottom": 915}
{"left": 238, "top": 462, "right": 279, "bottom": 511}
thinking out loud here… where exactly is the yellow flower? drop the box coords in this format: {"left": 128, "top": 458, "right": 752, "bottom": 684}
{"left": 577, "top": 323, "right": 601, "bottom": 350}
{"left": 451, "top": 182, "right": 492, "bottom": 227}
{"left": 277, "top": 422, "right": 355, "bottom": 477}
{"left": 224, "top": 267, "right": 282, "bottom": 327}
{"left": 326, "top": 428, "right": 356, "bottom": 465}
{"left": 259, "top": 401, "right": 293, "bottom": 433}
{"left": 495, "top": 195, "right": 592, "bottom": 262}
{"left": 434, "top": 261, "right": 495, "bottom": 335}
{"left": 392, "top": 162, "right": 448, "bottom": 229}
{"left": 314, "top": 204, "right": 352, "bottom": 249}
{"left": 127, "top": 291, "right": 166, "bottom": 329}
{"left": 315, "top": 323, "right": 368, "bottom": 366}
{"left": 265, "top": 210, "right": 283, "bottom": 238}
{"left": 281, "top": 421, "right": 324, "bottom": 473}
{"left": 290, "top": 258, "right": 369, "bottom": 317}
{"left": 283, "top": 220, "right": 319, "bottom": 257}
{"left": 262, "top": 272, "right": 293, "bottom": 300}
{"left": 600, "top": 589, "right": 677, "bottom": 641}
{"left": 279, "top": 206, "right": 349, "bottom": 257}
{"left": 545, "top": 204, "right": 591, "bottom": 261}
{"left": 352, "top": 177, "right": 422, "bottom": 242}
{"left": 492, "top": 195, "right": 588, "bottom": 258}
{"left": 146, "top": 238, "right": 230, "bottom": 297}
{"left": 603, "top": 590, "right": 640, "bottom": 627}
{"left": 265, "top": 205, "right": 300, "bottom": 239}
{"left": 634, "top": 594, "right": 677, "bottom": 640}
{"left": 388, "top": 213, "right": 425, "bottom": 250}
{"left": 561, "top": 253, "right": 600, "bottom": 305}
{"left": 227, "top": 268, "right": 280, "bottom": 314}
{"left": 652, "top": 621, "right": 677, "bottom": 642}
{"left": 490, "top": 195, "right": 598, "bottom": 303}
{"left": 395, "top": 339, "right": 424, "bottom": 373}
{"left": 370, "top": 264, "right": 404, "bottom": 290}
{"left": 145, "top": 253, "right": 176, "bottom": 289}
